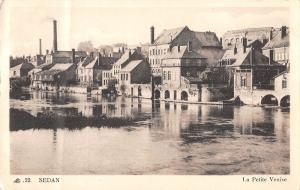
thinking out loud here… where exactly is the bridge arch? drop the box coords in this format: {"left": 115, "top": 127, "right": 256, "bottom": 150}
{"left": 280, "top": 95, "right": 290, "bottom": 107}
{"left": 181, "top": 91, "right": 188, "bottom": 101}
{"left": 164, "top": 90, "right": 170, "bottom": 99}
{"left": 261, "top": 94, "right": 278, "bottom": 106}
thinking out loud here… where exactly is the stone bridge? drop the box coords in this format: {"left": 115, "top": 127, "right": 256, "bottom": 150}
{"left": 235, "top": 88, "right": 290, "bottom": 107}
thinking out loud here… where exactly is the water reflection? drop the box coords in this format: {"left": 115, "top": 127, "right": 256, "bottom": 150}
{"left": 10, "top": 90, "right": 290, "bottom": 174}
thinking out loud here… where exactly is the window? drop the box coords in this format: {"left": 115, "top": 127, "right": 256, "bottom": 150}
{"left": 13, "top": 70, "right": 16, "bottom": 76}
{"left": 241, "top": 76, "right": 246, "bottom": 87}
{"left": 282, "top": 80, "right": 287, "bottom": 88}
{"left": 163, "top": 71, "right": 167, "bottom": 80}
{"left": 168, "top": 71, "right": 171, "bottom": 80}
{"left": 126, "top": 74, "right": 128, "bottom": 81}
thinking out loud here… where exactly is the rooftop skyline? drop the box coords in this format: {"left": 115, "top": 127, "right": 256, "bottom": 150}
{"left": 7, "top": 0, "right": 289, "bottom": 56}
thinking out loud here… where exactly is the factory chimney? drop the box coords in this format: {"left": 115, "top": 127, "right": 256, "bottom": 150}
{"left": 53, "top": 20, "right": 58, "bottom": 52}
{"left": 150, "top": 26, "right": 155, "bottom": 44}
{"left": 72, "top": 49, "right": 76, "bottom": 63}
{"left": 39, "top": 39, "right": 42, "bottom": 55}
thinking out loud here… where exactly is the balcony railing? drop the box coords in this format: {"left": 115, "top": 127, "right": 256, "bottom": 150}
{"left": 253, "top": 84, "right": 274, "bottom": 90}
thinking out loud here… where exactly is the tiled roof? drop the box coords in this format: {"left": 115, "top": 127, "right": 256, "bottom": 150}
{"left": 53, "top": 50, "right": 87, "bottom": 58}
{"left": 163, "top": 46, "right": 203, "bottom": 59}
{"left": 153, "top": 26, "right": 188, "bottom": 45}
{"left": 228, "top": 48, "right": 283, "bottom": 67}
{"left": 40, "top": 63, "right": 74, "bottom": 75}
{"left": 114, "top": 50, "right": 132, "bottom": 66}
{"left": 85, "top": 56, "right": 117, "bottom": 70}
{"left": 10, "top": 62, "right": 34, "bottom": 71}
{"left": 122, "top": 60, "right": 143, "bottom": 72}
{"left": 262, "top": 31, "right": 289, "bottom": 49}
{"left": 223, "top": 27, "right": 273, "bottom": 35}
{"left": 194, "top": 32, "right": 221, "bottom": 47}
{"left": 36, "top": 63, "right": 54, "bottom": 70}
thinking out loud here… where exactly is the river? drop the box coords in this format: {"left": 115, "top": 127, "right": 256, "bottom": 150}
{"left": 10, "top": 89, "right": 290, "bottom": 175}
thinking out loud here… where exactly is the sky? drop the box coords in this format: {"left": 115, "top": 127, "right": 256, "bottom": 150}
{"left": 7, "top": 0, "right": 289, "bottom": 56}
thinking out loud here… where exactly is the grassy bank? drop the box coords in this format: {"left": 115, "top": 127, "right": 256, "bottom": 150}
{"left": 10, "top": 108, "right": 148, "bottom": 131}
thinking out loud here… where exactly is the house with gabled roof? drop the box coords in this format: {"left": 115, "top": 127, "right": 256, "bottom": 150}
{"left": 262, "top": 26, "right": 289, "bottom": 66}
{"left": 226, "top": 45, "right": 286, "bottom": 105}
{"left": 33, "top": 63, "right": 77, "bottom": 90}
{"left": 10, "top": 62, "right": 34, "bottom": 79}
{"left": 148, "top": 26, "right": 223, "bottom": 78}
{"left": 119, "top": 59, "right": 151, "bottom": 96}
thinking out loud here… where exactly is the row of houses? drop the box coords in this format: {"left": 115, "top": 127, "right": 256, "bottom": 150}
{"left": 9, "top": 21, "right": 290, "bottom": 106}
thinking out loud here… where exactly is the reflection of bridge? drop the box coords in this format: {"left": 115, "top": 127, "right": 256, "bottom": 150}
{"left": 236, "top": 89, "right": 289, "bottom": 107}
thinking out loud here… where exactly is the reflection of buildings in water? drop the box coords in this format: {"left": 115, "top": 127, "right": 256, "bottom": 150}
{"left": 156, "top": 102, "right": 200, "bottom": 137}
{"left": 233, "top": 106, "right": 278, "bottom": 136}
{"left": 273, "top": 109, "right": 289, "bottom": 142}
{"left": 199, "top": 105, "right": 234, "bottom": 122}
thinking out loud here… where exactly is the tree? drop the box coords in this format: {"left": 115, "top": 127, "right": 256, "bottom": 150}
{"left": 77, "top": 41, "right": 94, "bottom": 53}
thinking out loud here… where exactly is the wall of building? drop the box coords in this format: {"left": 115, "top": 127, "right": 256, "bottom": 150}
{"left": 131, "top": 61, "right": 151, "bottom": 84}
{"left": 274, "top": 72, "right": 289, "bottom": 93}
{"left": 262, "top": 47, "right": 289, "bottom": 65}
{"left": 201, "top": 85, "right": 233, "bottom": 102}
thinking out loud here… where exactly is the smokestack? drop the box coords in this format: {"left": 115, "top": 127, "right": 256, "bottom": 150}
{"left": 39, "top": 39, "right": 42, "bottom": 55}
{"left": 53, "top": 20, "right": 58, "bottom": 52}
{"left": 187, "top": 41, "right": 192, "bottom": 52}
{"left": 269, "top": 49, "right": 274, "bottom": 65}
{"left": 150, "top": 26, "right": 155, "bottom": 44}
{"left": 242, "top": 37, "right": 247, "bottom": 53}
{"left": 269, "top": 30, "right": 273, "bottom": 41}
{"left": 72, "top": 49, "right": 76, "bottom": 63}
{"left": 281, "top": 26, "right": 287, "bottom": 38}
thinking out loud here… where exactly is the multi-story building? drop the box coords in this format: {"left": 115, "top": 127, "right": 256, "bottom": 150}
{"left": 78, "top": 53, "right": 117, "bottom": 86}
{"left": 33, "top": 63, "right": 77, "bottom": 91}
{"left": 119, "top": 59, "right": 151, "bottom": 96}
{"left": 10, "top": 62, "right": 34, "bottom": 79}
{"left": 110, "top": 49, "right": 144, "bottom": 86}
{"left": 148, "top": 26, "right": 223, "bottom": 78}
{"left": 262, "top": 26, "right": 289, "bottom": 66}
{"left": 222, "top": 27, "right": 279, "bottom": 50}
{"left": 227, "top": 45, "right": 286, "bottom": 105}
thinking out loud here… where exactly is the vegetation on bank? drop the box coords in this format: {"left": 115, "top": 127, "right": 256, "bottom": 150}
{"left": 10, "top": 108, "right": 149, "bottom": 131}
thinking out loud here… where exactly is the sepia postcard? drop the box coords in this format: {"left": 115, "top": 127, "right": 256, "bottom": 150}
{"left": 0, "top": 0, "right": 300, "bottom": 189}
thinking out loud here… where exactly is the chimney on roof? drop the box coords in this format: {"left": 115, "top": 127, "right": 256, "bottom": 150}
{"left": 39, "top": 39, "right": 42, "bottom": 55}
{"left": 72, "top": 48, "right": 76, "bottom": 63}
{"left": 177, "top": 45, "right": 180, "bottom": 52}
{"left": 98, "top": 52, "right": 102, "bottom": 65}
{"left": 150, "top": 26, "right": 155, "bottom": 44}
{"left": 269, "top": 49, "right": 274, "bottom": 65}
{"left": 90, "top": 52, "right": 94, "bottom": 58}
{"left": 122, "top": 47, "right": 125, "bottom": 53}
{"left": 281, "top": 26, "right": 287, "bottom": 38}
{"left": 53, "top": 20, "right": 58, "bottom": 52}
{"left": 118, "top": 48, "right": 121, "bottom": 53}
{"left": 136, "top": 46, "right": 141, "bottom": 53}
{"left": 129, "top": 50, "right": 132, "bottom": 58}
{"left": 187, "top": 41, "right": 192, "bottom": 52}
{"left": 234, "top": 45, "right": 237, "bottom": 55}
{"left": 269, "top": 30, "right": 273, "bottom": 41}
{"left": 46, "top": 49, "right": 49, "bottom": 55}
{"left": 242, "top": 37, "right": 247, "bottom": 53}
{"left": 220, "top": 37, "right": 223, "bottom": 48}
